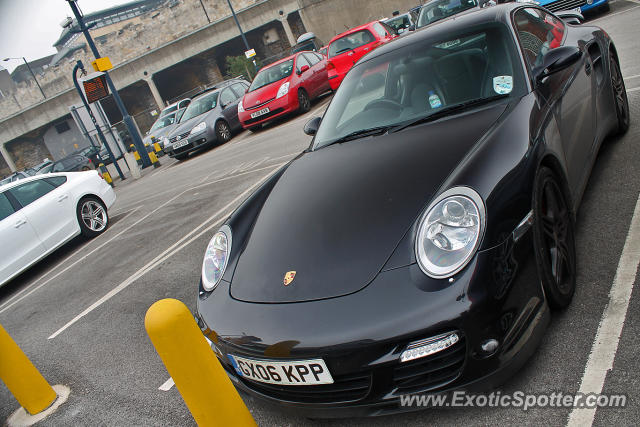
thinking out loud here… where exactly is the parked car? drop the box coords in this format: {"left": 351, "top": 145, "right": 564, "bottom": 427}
{"left": 195, "top": 3, "right": 629, "bottom": 416}
{"left": 238, "top": 52, "right": 331, "bottom": 131}
{"left": 0, "top": 171, "right": 116, "bottom": 287}
{"left": 0, "top": 171, "right": 30, "bottom": 186}
{"left": 37, "top": 154, "right": 94, "bottom": 174}
{"left": 290, "top": 32, "right": 325, "bottom": 54}
{"left": 164, "top": 78, "right": 250, "bottom": 160}
{"left": 383, "top": 10, "right": 418, "bottom": 35}
{"left": 24, "top": 159, "right": 53, "bottom": 176}
{"left": 326, "top": 20, "right": 396, "bottom": 90}
{"left": 159, "top": 98, "right": 191, "bottom": 118}
{"left": 143, "top": 108, "right": 186, "bottom": 149}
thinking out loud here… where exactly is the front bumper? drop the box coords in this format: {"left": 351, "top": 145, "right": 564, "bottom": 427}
{"left": 197, "top": 229, "right": 549, "bottom": 417}
{"left": 240, "top": 94, "right": 298, "bottom": 128}
{"left": 581, "top": 0, "right": 608, "bottom": 12}
{"left": 166, "top": 129, "right": 215, "bottom": 158}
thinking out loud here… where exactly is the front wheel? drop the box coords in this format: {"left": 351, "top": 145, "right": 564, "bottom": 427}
{"left": 298, "top": 89, "right": 311, "bottom": 113}
{"left": 215, "top": 120, "right": 232, "bottom": 144}
{"left": 610, "top": 53, "right": 629, "bottom": 135}
{"left": 77, "top": 196, "right": 108, "bottom": 238}
{"left": 532, "top": 167, "right": 576, "bottom": 309}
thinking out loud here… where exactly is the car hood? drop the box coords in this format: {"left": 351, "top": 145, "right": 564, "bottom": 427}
{"left": 244, "top": 77, "right": 289, "bottom": 109}
{"left": 230, "top": 102, "right": 507, "bottom": 303}
{"left": 170, "top": 112, "right": 213, "bottom": 137}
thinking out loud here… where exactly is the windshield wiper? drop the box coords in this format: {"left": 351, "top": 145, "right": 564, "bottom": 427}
{"left": 390, "top": 94, "right": 510, "bottom": 133}
{"left": 323, "top": 125, "right": 392, "bottom": 147}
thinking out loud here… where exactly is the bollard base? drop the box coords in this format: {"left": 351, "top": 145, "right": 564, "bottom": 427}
{"left": 6, "top": 385, "right": 70, "bottom": 427}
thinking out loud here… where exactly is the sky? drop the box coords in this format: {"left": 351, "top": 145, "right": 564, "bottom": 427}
{"left": 0, "top": 0, "right": 130, "bottom": 72}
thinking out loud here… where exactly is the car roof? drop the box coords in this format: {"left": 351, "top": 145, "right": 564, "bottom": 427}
{"left": 0, "top": 172, "right": 74, "bottom": 192}
{"left": 191, "top": 78, "right": 247, "bottom": 98}
{"left": 328, "top": 21, "right": 380, "bottom": 44}
{"left": 359, "top": 3, "right": 512, "bottom": 63}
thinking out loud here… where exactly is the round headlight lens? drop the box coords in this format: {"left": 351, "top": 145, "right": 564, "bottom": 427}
{"left": 415, "top": 187, "right": 485, "bottom": 278}
{"left": 202, "top": 226, "right": 231, "bottom": 291}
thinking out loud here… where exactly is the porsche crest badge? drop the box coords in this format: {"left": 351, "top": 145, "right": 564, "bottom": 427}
{"left": 283, "top": 271, "right": 296, "bottom": 286}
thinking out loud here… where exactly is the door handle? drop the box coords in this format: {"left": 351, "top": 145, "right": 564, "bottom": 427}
{"left": 14, "top": 219, "right": 27, "bottom": 229}
{"left": 58, "top": 194, "right": 68, "bottom": 202}
{"left": 585, "top": 62, "right": 592, "bottom": 75}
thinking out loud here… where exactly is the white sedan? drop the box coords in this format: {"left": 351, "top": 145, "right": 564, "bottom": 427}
{"left": 0, "top": 171, "right": 116, "bottom": 287}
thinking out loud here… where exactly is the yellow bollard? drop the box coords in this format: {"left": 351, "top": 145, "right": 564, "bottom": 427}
{"left": 145, "top": 299, "right": 256, "bottom": 427}
{"left": 131, "top": 144, "right": 142, "bottom": 166}
{"left": 98, "top": 163, "right": 113, "bottom": 186}
{"left": 148, "top": 150, "right": 160, "bottom": 168}
{"left": 0, "top": 323, "right": 57, "bottom": 415}
{"left": 153, "top": 142, "right": 161, "bottom": 152}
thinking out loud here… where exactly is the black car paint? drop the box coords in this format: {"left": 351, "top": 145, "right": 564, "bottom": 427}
{"left": 197, "top": 4, "right": 621, "bottom": 416}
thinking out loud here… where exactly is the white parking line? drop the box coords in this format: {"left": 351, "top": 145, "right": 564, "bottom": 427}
{"left": 591, "top": 4, "right": 640, "bottom": 22}
{"left": 158, "top": 377, "right": 174, "bottom": 391}
{"left": 626, "top": 87, "right": 640, "bottom": 93}
{"left": 567, "top": 194, "right": 640, "bottom": 427}
{"left": 47, "top": 166, "right": 280, "bottom": 340}
{"left": 0, "top": 207, "right": 141, "bottom": 314}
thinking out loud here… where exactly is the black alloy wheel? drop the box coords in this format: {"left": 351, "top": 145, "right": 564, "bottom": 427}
{"left": 298, "top": 89, "right": 311, "bottom": 113}
{"left": 215, "top": 120, "right": 232, "bottom": 144}
{"left": 532, "top": 167, "right": 577, "bottom": 309}
{"left": 610, "top": 53, "right": 630, "bottom": 135}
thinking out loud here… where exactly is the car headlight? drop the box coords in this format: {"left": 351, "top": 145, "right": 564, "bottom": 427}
{"left": 202, "top": 225, "right": 231, "bottom": 291}
{"left": 237, "top": 99, "right": 244, "bottom": 113}
{"left": 190, "top": 122, "right": 207, "bottom": 135}
{"left": 276, "top": 81, "right": 290, "bottom": 99}
{"left": 415, "top": 187, "right": 485, "bottom": 279}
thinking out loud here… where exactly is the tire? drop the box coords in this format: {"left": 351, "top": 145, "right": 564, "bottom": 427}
{"left": 298, "top": 89, "right": 311, "bottom": 114}
{"left": 215, "top": 120, "right": 232, "bottom": 144}
{"left": 247, "top": 125, "right": 261, "bottom": 133}
{"left": 174, "top": 154, "right": 188, "bottom": 161}
{"left": 600, "top": 2, "right": 610, "bottom": 13}
{"left": 532, "top": 167, "right": 576, "bottom": 309}
{"left": 610, "top": 53, "right": 630, "bottom": 135}
{"left": 81, "top": 166, "right": 90, "bottom": 171}
{"left": 77, "top": 196, "right": 108, "bottom": 238}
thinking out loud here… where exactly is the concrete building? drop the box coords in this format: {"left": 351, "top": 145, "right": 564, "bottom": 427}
{"left": 0, "top": 0, "right": 421, "bottom": 177}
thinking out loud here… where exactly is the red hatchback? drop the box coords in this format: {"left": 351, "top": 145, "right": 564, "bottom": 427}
{"left": 238, "top": 52, "right": 331, "bottom": 130}
{"left": 326, "top": 21, "right": 396, "bottom": 90}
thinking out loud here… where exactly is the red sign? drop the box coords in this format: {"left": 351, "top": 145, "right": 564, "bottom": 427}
{"left": 83, "top": 74, "right": 110, "bottom": 103}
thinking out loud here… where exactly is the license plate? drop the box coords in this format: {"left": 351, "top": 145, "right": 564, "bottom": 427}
{"left": 228, "top": 355, "right": 334, "bottom": 385}
{"left": 250, "top": 107, "right": 270, "bottom": 118}
{"left": 173, "top": 139, "right": 189, "bottom": 149}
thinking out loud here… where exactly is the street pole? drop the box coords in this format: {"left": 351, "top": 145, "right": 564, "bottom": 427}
{"left": 225, "top": 0, "right": 258, "bottom": 72}
{"left": 73, "top": 61, "right": 125, "bottom": 180}
{"left": 3, "top": 57, "right": 46, "bottom": 100}
{"left": 65, "top": 0, "right": 151, "bottom": 168}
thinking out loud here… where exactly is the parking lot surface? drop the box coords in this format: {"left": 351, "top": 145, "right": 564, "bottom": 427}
{"left": 2, "top": 2, "right": 640, "bottom": 425}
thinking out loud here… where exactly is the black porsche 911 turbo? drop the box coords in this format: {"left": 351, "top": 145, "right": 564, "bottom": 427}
{"left": 195, "top": 3, "right": 629, "bottom": 417}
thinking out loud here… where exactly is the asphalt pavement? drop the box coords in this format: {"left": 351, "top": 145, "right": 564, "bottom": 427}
{"left": 1, "top": 2, "right": 640, "bottom": 425}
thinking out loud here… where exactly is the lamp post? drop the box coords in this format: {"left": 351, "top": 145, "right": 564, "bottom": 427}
{"left": 225, "top": 0, "right": 257, "bottom": 72}
{"left": 3, "top": 57, "right": 46, "bottom": 100}
{"left": 65, "top": 0, "right": 151, "bottom": 168}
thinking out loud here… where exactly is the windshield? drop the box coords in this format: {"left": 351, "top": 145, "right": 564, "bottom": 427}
{"left": 180, "top": 92, "right": 219, "bottom": 122}
{"left": 417, "top": 0, "right": 478, "bottom": 28}
{"left": 385, "top": 15, "right": 411, "bottom": 33}
{"left": 292, "top": 40, "right": 317, "bottom": 53}
{"left": 313, "top": 23, "right": 526, "bottom": 149}
{"left": 150, "top": 113, "right": 177, "bottom": 132}
{"left": 160, "top": 104, "right": 177, "bottom": 117}
{"left": 249, "top": 60, "right": 294, "bottom": 91}
{"left": 329, "top": 29, "right": 376, "bottom": 58}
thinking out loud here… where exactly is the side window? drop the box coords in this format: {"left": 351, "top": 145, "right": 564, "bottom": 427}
{"left": 0, "top": 192, "right": 15, "bottom": 221}
{"left": 45, "top": 176, "right": 67, "bottom": 188}
{"left": 219, "top": 88, "right": 236, "bottom": 107}
{"left": 296, "top": 54, "right": 310, "bottom": 72}
{"left": 514, "top": 8, "right": 565, "bottom": 69}
{"left": 373, "top": 23, "right": 388, "bottom": 38}
{"left": 52, "top": 162, "right": 65, "bottom": 172}
{"left": 230, "top": 83, "right": 247, "bottom": 99}
{"left": 314, "top": 52, "right": 324, "bottom": 62}
{"left": 304, "top": 52, "right": 320, "bottom": 66}
{"left": 9, "top": 179, "right": 56, "bottom": 208}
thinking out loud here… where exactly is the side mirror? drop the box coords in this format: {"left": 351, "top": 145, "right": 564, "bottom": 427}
{"left": 298, "top": 65, "right": 310, "bottom": 75}
{"left": 304, "top": 116, "right": 321, "bottom": 135}
{"left": 533, "top": 46, "right": 582, "bottom": 82}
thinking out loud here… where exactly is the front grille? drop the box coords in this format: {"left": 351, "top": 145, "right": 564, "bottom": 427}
{"left": 544, "top": 0, "right": 586, "bottom": 12}
{"left": 238, "top": 370, "right": 371, "bottom": 404}
{"left": 169, "top": 131, "right": 190, "bottom": 143}
{"left": 247, "top": 98, "right": 275, "bottom": 110}
{"left": 245, "top": 108, "right": 285, "bottom": 125}
{"left": 391, "top": 336, "right": 466, "bottom": 395}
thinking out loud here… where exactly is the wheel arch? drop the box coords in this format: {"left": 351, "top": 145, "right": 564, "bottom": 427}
{"left": 537, "top": 153, "right": 576, "bottom": 220}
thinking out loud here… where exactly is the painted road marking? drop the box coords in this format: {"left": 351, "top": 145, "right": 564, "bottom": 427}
{"left": 0, "top": 207, "right": 141, "bottom": 314}
{"left": 159, "top": 377, "right": 174, "bottom": 391}
{"left": 48, "top": 166, "right": 281, "bottom": 339}
{"left": 627, "top": 87, "right": 640, "bottom": 93}
{"left": 592, "top": 4, "right": 640, "bottom": 23}
{"left": 567, "top": 194, "right": 640, "bottom": 427}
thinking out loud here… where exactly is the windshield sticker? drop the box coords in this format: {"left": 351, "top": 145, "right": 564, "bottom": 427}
{"left": 493, "top": 76, "right": 513, "bottom": 94}
{"left": 435, "top": 39, "right": 460, "bottom": 49}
